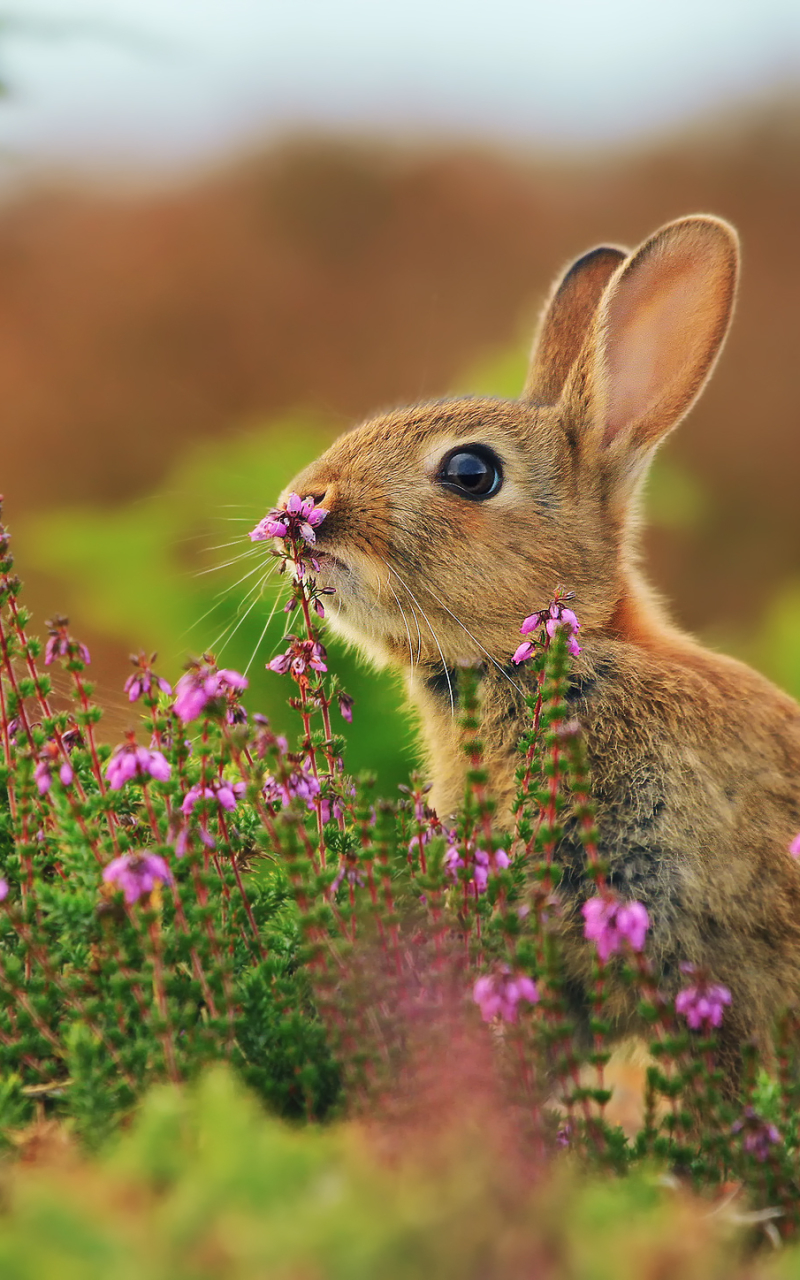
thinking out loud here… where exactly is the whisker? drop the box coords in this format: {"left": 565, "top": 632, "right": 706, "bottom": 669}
{"left": 244, "top": 590, "right": 285, "bottom": 676}
{"left": 421, "top": 581, "right": 524, "bottom": 697}
{"left": 192, "top": 547, "right": 264, "bottom": 578}
{"left": 184, "top": 559, "right": 278, "bottom": 640}
{"left": 379, "top": 558, "right": 453, "bottom": 713}
{"left": 206, "top": 567, "right": 276, "bottom": 656}
{"left": 384, "top": 577, "right": 415, "bottom": 672}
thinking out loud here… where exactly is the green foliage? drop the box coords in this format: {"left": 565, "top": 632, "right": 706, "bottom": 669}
{"left": 0, "top": 1064, "right": 793, "bottom": 1280}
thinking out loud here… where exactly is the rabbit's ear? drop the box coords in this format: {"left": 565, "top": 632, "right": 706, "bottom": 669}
{"left": 523, "top": 245, "right": 627, "bottom": 404}
{"left": 579, "top": 215, "right": 738, "bottom": 465}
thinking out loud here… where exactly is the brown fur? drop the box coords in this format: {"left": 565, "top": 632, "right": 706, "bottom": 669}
{"left": 283, "top": 216, "right": 800, "bottom": 1065}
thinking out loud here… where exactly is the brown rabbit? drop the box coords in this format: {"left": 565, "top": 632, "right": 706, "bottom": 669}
{"left": 282, "top": 216, "right": 800, "bottom": 1067}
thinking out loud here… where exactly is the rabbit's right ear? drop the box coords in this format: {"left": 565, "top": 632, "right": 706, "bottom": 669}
{"left": 571, "top": 215, "right": 739, "bottom": 493}
{"left": 523, "top": 245, "right": 627, "bottom": 404}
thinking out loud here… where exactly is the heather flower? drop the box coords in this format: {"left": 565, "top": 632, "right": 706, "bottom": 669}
{"left": 789, "top": 830, "right": 800, "bottom": 858}
{"left": 445, "top": 841, "right": 509, "bottom": 895}
{"left": 0, "top": 879, "right": 8, "bottom": 902}
{"left": 181, "top": 777, "right": 246, "bottom": 815}
{"left": 513, "top": 598, "right": 582, "bottom": 664}
{"left": 34, "top": 741, "right": 73, "bottom": 794}
{"left": 675, "top": 963, "right": 732, "bottom": 1032}
{"left": 337, "top": 692, "right": 354, "bottom": 723}
{"left": 44, "top": 616, "right": 91, "bottom": 666}
{"left": 124, "top": 652, "right": 172, "bottom": 702}
{"left": 106, "top": 738, "right": 171, "bottom": 789}
{"left": 250, "top": 493, "right": 328, "bottom": 546}
{"left": 102, "top": 852, "right": 173, "bottom": 905}
{"left": 732, "top": 1108, "right": 781, "bottom": 1162}
{"left": 268, "top": 636, "right": 328, "bottom": 678}
{"left": 173, "top": 662, "right": 248, "bottom": 722}
{"left": 473, "top": 969, "right": 539, "bottom": 1023}
{"left": 263, "top": 761, "right": 321, "bottom": 809}
{"left": 582, "top": 894, "right": 650, "bottom": 962}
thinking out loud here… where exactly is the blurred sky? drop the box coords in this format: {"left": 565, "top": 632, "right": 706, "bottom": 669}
{"left": 0, "top": 0, "right": 799, "bottom": 179}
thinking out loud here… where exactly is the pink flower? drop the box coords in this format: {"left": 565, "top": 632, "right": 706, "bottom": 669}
{"left": 173, "top": 664, "right": 248, "bottom": 722}
{"left": 124, "top": 653, "right": 172, "bottom": 703}
{"left": 34, "top": 741, "right": 72, "bottom": 794}
{"left": 106, "top": 739, "right": 171, "bottom": 789}
{"left": 674, "top": 964, "right": 732, "bottom": 1032}
{"left": 444, "top": 841, "right": 509, "bottom": 895}
{"left": 250, "top": 494, "right": 328, "bottom": 546}
{"left": 44, "top": 616, "right": 91, "bottom": 666}
{"left": 513, "top": 598, "right": 582, "bottom": 662}
{"left": 0, "top": 879, "right": 8, "bottom": 902}
{"left": 732, "top": 1108, "right": 781, "bottom": 1162}
{"left": 473, "top": 970, "right": 539, "bottom": 1023}
{"left": 512, "top": 641, "right": 536, "bottom": 665}
{"left": 268, "top": 637, "right": 328, "bottom": 678}
{"left": 337, "top": 692, "right": 354, "bottom": 723}
{"left": 582, "top": 894, "right": 650, "bottom": 962}
{"left": 263, "top": 762, "right": 321, "bottom": 809}
{"left": 181, "top": 777, "right": 246, "bottom": 815}
{"left": 789, "top": 831, "right": 800, "bottom": 858}
{"left": 103, "top": 852, "right": 173, "bottom": 905}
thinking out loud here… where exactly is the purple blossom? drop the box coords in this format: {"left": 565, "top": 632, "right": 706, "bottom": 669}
{"left": 582, "top": 895, "right": 650, "bottom": 962}
{"left": 181, "top": 777, "right": 246, "bottom": 815}
{"left": 106, "top": 740, "right": 171, "bottom": 789}
{"left": 0, "top": 879, "right": 8, "bottom": 902}
{"left": 173, "top": 664, "right": 248, "bottom": 722}
{"left": 263, "top": 762, "right": 321, "bottom": 810}
{"left": 674, "top": 964, "right": 732, "bottom": 1032}
{"left": 34, "top": 742, "right": 73, "bottom": 795}
{"left": 789, "top": 831, "right": 800, "bottom": 858}
{"left": 124, "top": 653, "right": 172, "bottom": 703}
{"left": 473, "top": 969, "right": 539, "bottom": 1023}
{"left": 732, "top": 1108, "right": 781, "bottom": 1162}
{"left": 512, "top": 598, "right": 582, "bottom": 664}
{"left": 102, "top": 852, "right": 173, "bottom": 905}
{"left": 444, "top": 841, "right": 509, "bottom": 895}
{"left": 44, "top": 617, "right": 91, "bottom": 666}
{"left": 338, "top": 692, "right": 354, "bottom": 723}
{"left": 250, "top": 493, "right": 328, "bottom": 546}
{"left": 268, "top": 637, "right": 328, "bottom": 678}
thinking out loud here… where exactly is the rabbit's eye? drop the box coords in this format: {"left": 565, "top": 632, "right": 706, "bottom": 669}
{"left": 436, "top": 445, "right": 503, "bottom": 501}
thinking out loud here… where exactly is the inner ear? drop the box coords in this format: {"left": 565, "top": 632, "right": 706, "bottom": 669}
{"left": 597, "top": 216, "right": 739, "bottom": 452}
{"left": 523, "top": 244, "right": 627, "bottom": 404}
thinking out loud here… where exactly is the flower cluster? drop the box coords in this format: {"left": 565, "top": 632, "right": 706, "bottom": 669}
{"left": 124, "top": 652, "right": 172, "bottom": 703}
{"left": 473, "top": 969, "right": 539, "bottom": 1023}
{"left": 102, "top": 852, "right": 173, "bottom": 906}
{"left": 106, "top": 737, "right": 171, "bottom": 789}
{"left": 263, "top": 761, "right": 321, "bottom": 810}
{"left": 445, "top": 839, "right": 509, "bottom": 895}
{"left": 675, "top": 964, "right": 732, "bottom": 1032}
{"left": 512, "top": 599, "right": 581, "bottom": 665}
{"left": 34, "top": 740, "right": 73, "bottom": 794}
{"left": 250, "top": 493, "right": 328, "bottom": 546}
{"left": 268, "top": 636, "right": 328, "bottom": 678}
{"left": 181, "top": 777, "right": 246, "bottom": 815}
{"left": 173, "top": 663, "right": 248, "bottom": 723}
{"left": 732, "top": 1108, "right": 781, "bottom": 1162}
{"left": 582, "top": 894, "right": 649, "bottom": 962}
{"left": 44, "top": 615, "right": 91, "bottom": 666}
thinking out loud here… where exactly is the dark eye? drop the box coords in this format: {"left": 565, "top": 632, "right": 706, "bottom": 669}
{"left": 436, "top": 444, "right": 503, "bottom": 501}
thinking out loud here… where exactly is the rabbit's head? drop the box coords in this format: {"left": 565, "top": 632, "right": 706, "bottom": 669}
{"left": 284, "top": 216, "right": 738, "bottom": 670}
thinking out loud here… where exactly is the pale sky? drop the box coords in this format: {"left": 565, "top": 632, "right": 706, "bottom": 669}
{"left": 1, "top": 0, "right": 798, "bottom": 179}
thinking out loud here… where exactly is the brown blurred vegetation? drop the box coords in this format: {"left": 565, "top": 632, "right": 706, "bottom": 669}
{"left": 1, "top": 101, "right": 799, "bottom": 682}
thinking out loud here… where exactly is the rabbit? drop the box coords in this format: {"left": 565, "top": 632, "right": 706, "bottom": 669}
{"left": 281, "top": 215, "right": 800, "bottom": 1070}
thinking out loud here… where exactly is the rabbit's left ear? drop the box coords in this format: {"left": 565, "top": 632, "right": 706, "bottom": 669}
{"left": 576, "top": 215, "right": 739, "bottom": 464}
{"left": 523, "top": 244, "right": 627, "bottom": 404}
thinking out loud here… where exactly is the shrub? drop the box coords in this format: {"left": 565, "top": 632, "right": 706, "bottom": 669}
{"left": 0, "top": 491, "right": 799, "bottom": 1245}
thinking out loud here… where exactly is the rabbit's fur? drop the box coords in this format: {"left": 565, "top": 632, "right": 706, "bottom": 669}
{"left": 284, "top": 216, "right": 800, "bottom": 1064}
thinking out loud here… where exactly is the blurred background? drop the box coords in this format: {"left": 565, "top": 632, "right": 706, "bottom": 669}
{"left": 1, "top": 0, "right": 800, "bottom": 787}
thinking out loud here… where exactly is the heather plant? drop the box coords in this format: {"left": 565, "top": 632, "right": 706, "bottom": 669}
{"left": 1, "top": 489, "right": 800, "bottom": 1244}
